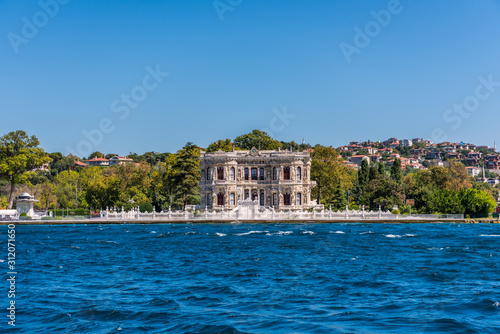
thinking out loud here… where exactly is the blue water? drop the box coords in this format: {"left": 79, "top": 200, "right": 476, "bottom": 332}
{"left": 3, "top": 223, "right": 500, "bottom": 333}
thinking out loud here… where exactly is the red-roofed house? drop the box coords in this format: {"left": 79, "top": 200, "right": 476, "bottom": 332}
{"left": 75, "top": 160, "right": 88, "bottom": 168}
{"left": 485, "top": 154, "right": 500, "bottom": 170}
{"left": 87, "top": 158, "right": 109, "bottom": 166}
{"left": 378, "top": 148, "right": 393, "bottom": 154}
{"left": 365, "top": 146, "right": 378, "bottom": 155}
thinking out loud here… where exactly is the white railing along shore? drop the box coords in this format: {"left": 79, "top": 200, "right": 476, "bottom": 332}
{"left": 99, "top": 204, "right": 464, "bottom": 221}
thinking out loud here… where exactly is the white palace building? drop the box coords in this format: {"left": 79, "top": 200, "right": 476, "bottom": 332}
{"left": 199, "top": 147, "right": 321, "bottom": 211}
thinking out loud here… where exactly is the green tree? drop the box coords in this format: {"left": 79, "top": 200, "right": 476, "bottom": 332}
{"left": 0, "top": 130, "right": 51, "bottom": 208}
{"left": 88, "top": 151, "right": 105, "bottom": 159}
{"left": 281, "top": 140, "right": 311, "bottom": 151}
{"left": 429, "top": 189, "right": 463, "bottom": 214}
{"left": 39, "top": 182, "right": 56, "bottom": 210}
{"left": 50, "top": 153, "right": 78, "bottom": 174}
{"left": 353, "top": 159, "right": 370, "bottom": 205}
{"left": 378, "top": 162, "right": 385, "bottom": 175}
{"left": 473, "top": 181, "right": 499, "bottom": 200}
{"left": 206, "top": 139, "right": 233, "bottom": 152}
{"left": 233, "top": 130, "right": 282, "bottom": 150}
{"left": 172, "top": 143, "right": 200, "bottom": 209}
{"left": 54, "top": 170, "right": 81, "bottom": 208}
{"left": 331, "top": 179, "right": 347, "bottom": 211}
{"left": 0, "top": 196, "right": 7, "bottom": 209}
{"left": 445, "top": 161, "right": 471, "bottom": 191}
{"left": 105, "top": 153, "right": 118, "bottom": 159}
{"left": 365, "top": 175, "right": 403, "bottom": 211}
{"left": 311, "top": 145, "right": 353, "bottom": 205}
{"left": 79, "top": 167, "right": 108, "bottom": 209}
{"left": 390, "top": 158, "right": 402, "bottom": 183}
{"left": 369, "top": 165, "right": 379, "bottom": 181}
{"left": 151, "top": 154, "right": 177, "bottom": 210}
{"left": 112, "top": 163, "right": 151, "bottom": 210}
{"left": 460, "top": 188, "right": 496, "bottom": 217}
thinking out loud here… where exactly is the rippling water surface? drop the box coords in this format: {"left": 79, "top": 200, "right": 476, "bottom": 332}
{"left": 7, "top": 223, "right": 500, "bottom": 333}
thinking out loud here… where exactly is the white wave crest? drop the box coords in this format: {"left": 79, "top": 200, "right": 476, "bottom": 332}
{"left": 479, "top": 234, "right": 500, "bottom": 237}
{"left": 236, "top": 230, "right": 267, "bottom": 236}
{"left": 215, "top": 233, "right": 226, "bottom": 237}
{"left": 302, "top": 231, "right": 315, "bottom": 235}
{"left": 266, "top": 231, "right": 293, "bottom": 236}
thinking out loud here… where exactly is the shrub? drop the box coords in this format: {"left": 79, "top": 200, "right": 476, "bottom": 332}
{"left": 19, "top": 212, "right": 27, "bottom": 217}
{"left": 139, "top": 202, "right": 153, "bottom": 213}
{"left": 391, "top": 209, "right": 400, "bottom": 215}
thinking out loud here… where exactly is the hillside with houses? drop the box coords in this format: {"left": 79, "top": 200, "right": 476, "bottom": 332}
{"left": 336, "top": 137, "right": 500, "bottom": 186}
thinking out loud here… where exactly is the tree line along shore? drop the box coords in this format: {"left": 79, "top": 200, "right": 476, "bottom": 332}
{"left": 0, "top": 130, "right": 497, "bottom": 218}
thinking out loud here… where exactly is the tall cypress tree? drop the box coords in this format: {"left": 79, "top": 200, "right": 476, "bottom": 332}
{"left": 172, "top": 142, "right": 200, "bottom": 209}
{"left": 378, "top": 162, "right": 385, "bottom": 175}
{"left": 354, "top": 159, "right": 370, "bottom": 205}
{"left": 390, "top": 158, "right": 402, "bottom": 183}
{"left": 369, "top": 165, "right": 379, "bottom": 181}
{"left": 332, "top": 179, "right": 347, "bottom": 211}
{"left": 358, "top": 160, "right": 369, "bottom": 187}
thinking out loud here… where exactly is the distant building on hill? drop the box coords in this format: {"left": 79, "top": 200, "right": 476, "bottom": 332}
{"left": 485, "top": 154, "right": 500, "bottom": 170}
{"left": 109, "top": 156, "right": 134, "bottom": 166}
{"left": 86, "top": 158, "right": 109, "bottom": 166}
{"left": 465, "top": 166, "right": 481, "bottom": 177}
{"left": 350, "top": 155, "right": 370, "bottom": 166}
{"left": 400, "top": 139, "right": 413, "bottom": 147}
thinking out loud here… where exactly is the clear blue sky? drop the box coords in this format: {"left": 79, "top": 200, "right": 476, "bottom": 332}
{"left": 1, "top": 0, "right": 500, "bottom": 157}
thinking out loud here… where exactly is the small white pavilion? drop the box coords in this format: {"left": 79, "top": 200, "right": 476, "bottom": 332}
{"left": 14, "top": 193, "right": 38, "bottom": 217}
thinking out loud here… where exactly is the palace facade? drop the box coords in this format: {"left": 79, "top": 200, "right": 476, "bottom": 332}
{"left": 199, "top": 147, "right": 319, "bottom": 211}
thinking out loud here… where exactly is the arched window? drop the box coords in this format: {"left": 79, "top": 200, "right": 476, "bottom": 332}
{"left": 283, "top": 167, "right": 290, "bottom": 180}
{"left": 296, "top": 193, "right": 302, "bottom": 206}
{"left": 296, "top": 167, "right": 301, "bottom": 181}
{"left": 283, "top": 193, "right": 291, "bottom": 205}
{"left": 219, "top": 193, "right": 224, "bottom": 205}
{"left": 273, "top": 193, "right": 278, "bottom": 206}
{"left": 260, "top": 192, "right": 265, "bottom": 206}
{"left": 244, "top": 168, "right": 249, "bottom": 180}
{"left": 207, "top": 167, "right": 211, "bottom": 181}
{"left": 252, "top": 192, "right": 258, "bottom": 201}
{"left": 251, "top": 168, "right": 258, "bottom": 180}
{"left": 259, "top": 168, "right": 264, "bottom": 180}
{"left": 217, "top": 167, "right": 224, "bottom": 180}
{"left": 245, "top": 190, "right": 250, "bottom": 200}
{"left": 273, "top": 167, "right": 277, "bottom": 180}
{"left": 230, "top": 167, "right": 235, "bottom": 180}
{"left": 230, "top": 193, "right": 235, "bottom": 206}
